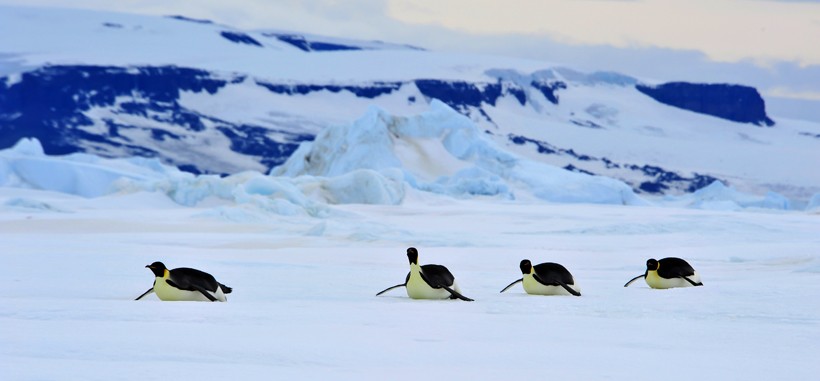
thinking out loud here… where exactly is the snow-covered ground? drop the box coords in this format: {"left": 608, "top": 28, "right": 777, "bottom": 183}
{"left": 2, "top": 186, "right": 819, "bottom": 380}
{"left": 2, "top": 138, "right": 819, "bottom": 380}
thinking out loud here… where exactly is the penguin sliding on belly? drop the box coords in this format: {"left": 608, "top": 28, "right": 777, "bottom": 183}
{"left": 376, "top": 247, "right": 474, "bottom": 301}
{"left": 135, "top": 261, "right": 232, "bottom": 302}
{"left": 500, "top": 259, "right": 581, "bottom": 296}
{"left": 624, "top": 257, "right": 703, "bottom": 289}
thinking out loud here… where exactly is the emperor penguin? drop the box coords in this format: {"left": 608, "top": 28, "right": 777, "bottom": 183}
{"left": 135, "top": 261, "right": 232, "bottom": 302}
{"left": 500, "top": 259, "right": 581, "bottom": 296}
{"left": 624, "top": 257, "right": 703, "bottom": 289}
{"left": 376, "top": 247, "right": 474, "bottom": 301}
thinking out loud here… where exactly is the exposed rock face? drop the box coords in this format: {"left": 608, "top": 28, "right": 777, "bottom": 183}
{"left": 636, "top": 82, "right": 775, "bottom": 126}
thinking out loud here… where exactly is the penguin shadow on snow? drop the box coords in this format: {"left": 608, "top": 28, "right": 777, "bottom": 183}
{"left": 623, "top": 257, "right": 703, "bottom": 289}
{"left": 499, "top": 259, "right": 581, "bottom": 296}
{"left": 135, "top": 261, "right": 233, "bottom": 302}
{"left": 376, "top": 247, "right": 474, "bottom": 301}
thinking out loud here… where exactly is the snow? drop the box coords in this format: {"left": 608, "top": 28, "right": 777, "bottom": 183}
{"left": 668, "top": 181, "right": 792, "bottom": 211}
{"left": 2, "top": 182, "right": 819, "bottom": 380}
{"left": 2, "top": 5, "right": 820, "bottom": 379}
{"left": 2, "top": 100, "right": 811, "bottom": 212}
{"left": 0, "top": 5, "right": 543, "bottom": 83}
{"left": 272, "top": 101, "right": 644, "bottom": 205}
{"left": 2, "top": 104, "right": 820, "bottom": 380}
{"left": 0, "top": 138, "right": 172, "bottom": 198}
{"left": 11, "top": 100, "right": 647, "bottom": 209}
{"left": 485, "top": 79, "right": 820, "bottom": 201}
{"left": 809, "top": 194, "right": 820, "bottom": 211}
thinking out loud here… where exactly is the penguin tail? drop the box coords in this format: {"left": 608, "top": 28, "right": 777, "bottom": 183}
{"left": 680, "top": 277, "right": 703, "bottom": 287}
{"left": 442, "top": 285, "right": 474, "bottom": 302}
{"left": 220, "top": 283, "right": 233, "bottom": 294}
{"left": 558, "top": 281, "right": 581, "bottom": 297}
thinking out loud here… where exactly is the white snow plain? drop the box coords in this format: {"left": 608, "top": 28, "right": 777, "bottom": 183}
{"left": 2, "top": 177, "right": 819, "bottom": 380}
{"left": 2, "top": 108, "right": 820, "bottom": 380}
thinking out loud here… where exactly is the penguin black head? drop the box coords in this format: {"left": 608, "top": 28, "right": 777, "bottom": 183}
{"left": 146, "top": 261, "right": 168, "bottom": 277}
{"left": 406, "top": 247, "right": 419, "bottom": 265}
{"left": 646, "top": 259, "right": 659, "bottom": 271}
{"left": 519, "top": 259, "right": 533, "bottom": 274}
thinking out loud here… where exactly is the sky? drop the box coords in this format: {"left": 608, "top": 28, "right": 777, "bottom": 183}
{"left": 2, "top": 0, "right": 820, "bottom": 120}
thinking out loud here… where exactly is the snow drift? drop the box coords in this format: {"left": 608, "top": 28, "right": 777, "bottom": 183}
{"left": 2, "top": 103, "right": 815, "bottom": 212}
{"left": 273, "top": 101, "right": 645, "bottom": 205}
{"left": 0, "top": 102, "right": 642, "bottom": 208}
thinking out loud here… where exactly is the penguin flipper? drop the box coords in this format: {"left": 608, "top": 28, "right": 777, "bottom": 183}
{"left": 499, "top": 279, "right": 523, "bottom": 293}
{"left": 680, "top": 276, "right": 703, "bottom": 287}
{"left": 558, "top": 281, "right": 581, "bottom": 296}
{"left": 441, "top": 285, "right": 474, "bottom": 302}
{"left": 135, "top": 287, "right": 154, "bottom": 301}
{"left": 165, "top": 279, "right": 218, "bottom": 301}
{"left": 376, "top": 283, "right": 406, "bottom": 296}
{"left": 623, "top": 274, "right": 645, "bottom": 287}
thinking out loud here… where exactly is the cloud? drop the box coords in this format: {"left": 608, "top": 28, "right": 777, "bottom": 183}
{"left": 766, "top": 87, "right": 820, "bottom": 101}
{"left": 4, "top": 0, "right": 818, "bottom": 66}
{"left": 386, "top": 0, "right": 820, "bottom": 66}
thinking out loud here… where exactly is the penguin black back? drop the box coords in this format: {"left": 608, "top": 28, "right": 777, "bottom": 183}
{"left": 417, "top": 264, "right": 456, "bottom": 289}
{"left": 651, "top": 257, "right": 696, "bottom": 278}
{"left": 531, "top": 261, "right": 576, "bottom": 286}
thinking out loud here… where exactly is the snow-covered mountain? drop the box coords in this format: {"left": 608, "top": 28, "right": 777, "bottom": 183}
{"left": 1, "top": 5, "right": 819, "bottom": 204}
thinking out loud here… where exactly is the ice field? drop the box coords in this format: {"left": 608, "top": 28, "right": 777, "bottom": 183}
{"left": 2, "top": 149, "right": 819, "bottom": 379}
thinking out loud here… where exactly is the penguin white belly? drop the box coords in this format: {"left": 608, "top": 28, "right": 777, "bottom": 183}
{"left": 153, "top": 278, "right": 226, "bottom": 302}
{"left": 406, "top": 272, "right": 456, "bottom": 300}
{"left": 646, "top": 271, "right": 701, "bottom": 289}
{"left": 522, "top": 275, "right": 579, "bottom": 296}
